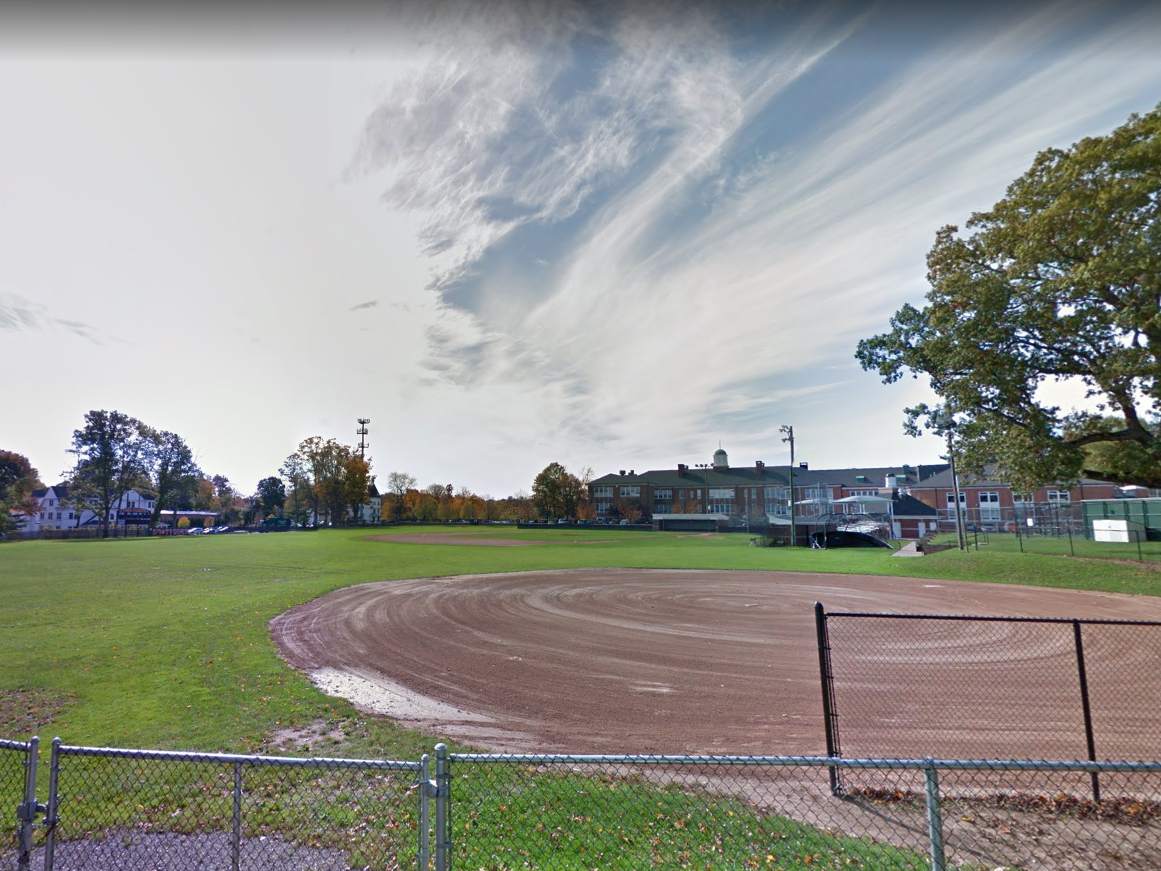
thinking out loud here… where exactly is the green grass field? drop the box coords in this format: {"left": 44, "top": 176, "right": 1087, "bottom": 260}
{"left": 3, "top": 525, "right": 1160, "bottom": 755}
{"left": 5, "top": 525, "right": 1159, "bottom": 869}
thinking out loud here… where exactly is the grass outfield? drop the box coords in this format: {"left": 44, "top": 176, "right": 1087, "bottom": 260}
{"left": 3, "top": 525, "right": 1161, "bottom": 756}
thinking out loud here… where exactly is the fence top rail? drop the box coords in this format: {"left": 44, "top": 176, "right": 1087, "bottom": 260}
{"left": 448, "top": 752, "right": 1161, "bottom": 773}
{"left": 56, "top": 743, "right": 423, "bottom": 772}
{"left": 0, "top": 739, "right": 33, "bottom": 752}
{"left": 826, "top": 611, "right": 1161, "bottom": 627}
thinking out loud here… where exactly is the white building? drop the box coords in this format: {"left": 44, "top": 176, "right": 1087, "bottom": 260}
{"left": 22, "top": 486, "right": 155, "bottom": 532}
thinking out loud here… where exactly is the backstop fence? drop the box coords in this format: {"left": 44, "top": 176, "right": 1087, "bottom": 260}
{"left": 7, "top": 739, "right": 1161, "bottom": 871}
{"left": 815, "top": 604, "right": 1161, "bottom": 798}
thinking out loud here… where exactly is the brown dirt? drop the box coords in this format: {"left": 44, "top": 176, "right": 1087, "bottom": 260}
{"left": 269, "top": 569, "right": 1161, "bottom": 757}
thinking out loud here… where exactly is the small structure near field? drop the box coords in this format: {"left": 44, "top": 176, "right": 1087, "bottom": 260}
{"left": 652, "top": 513, "right": 729, "bottom": 532}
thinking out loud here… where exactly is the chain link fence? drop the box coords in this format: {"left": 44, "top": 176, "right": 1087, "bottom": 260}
{"left": 935, "top": 503, "right": 1161, "bottom": 562}
{"left": 37, "top": 742, "right": 427, "bottom": 871}
{"left": 2, "top": 738, "right": 36, "bottom": 871}
{"left": 817, "top": 608, "right": 1161, "bottom": 790}
{"left": 6, "top": 739, "right": 1161, "bottom": 870}
{"left": 442, "top": 751, "right": 1161, "bottom": 870}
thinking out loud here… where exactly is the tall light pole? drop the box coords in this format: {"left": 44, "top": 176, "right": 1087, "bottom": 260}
{"left": 695, "top": 462, "right": 711, "bottom": 514}
{"left": 930, "top": 409, "right": 966, "bottom": 551}
{"left": 781, "top": 425, "right": 796, "bottom": 547}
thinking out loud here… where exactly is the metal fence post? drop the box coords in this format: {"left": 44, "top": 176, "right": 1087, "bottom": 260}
{"left": 1072, "top": 621, "right": 1101, "bottom": 802}
{"left": 433, "top": 744, "right": 450, "bottom": 871}
{"left": 232, "top": 762, "right": 243, "bottom": 871}
{"left": 814, "top": 602, "right": 841, "bottom": 794}
{"left": 16, "top": 736, "right": 38, "bottom": 871}
{"left": 922, "top": 759, "right": 946, "bottom": 871}
{"left": 43, "top": 738, "right": 61, "bottom": 871}
{"left": 418, "top": 754, "right": 431, "bottom": 871}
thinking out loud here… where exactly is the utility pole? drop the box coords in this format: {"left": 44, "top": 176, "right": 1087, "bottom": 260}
{"left": 946, "top": 430, "right": 967, "bottom": 551}
{"left": 357, "top": 418, "right": 370, "bottom": 460}
{"left": 931, "top": 408, "right": 966, "bottom": 552}
{"left": 781, "top": 425, "right": 796, "bottom": 547}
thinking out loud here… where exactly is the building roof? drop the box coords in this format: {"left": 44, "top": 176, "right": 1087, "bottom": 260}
{"left": 916, "top": 465, "right": 1114, "bottom": 490}
{"left": 892, "top": 493, "right": 939, "bottom": 517}
{"left": 31, "top": 484, "right": 70, "bottom": 500}
{"left": 591, "top": 466, "right": 790, "bottom": 488}
{"left": 590, "top": 463, "right": 949, "bottom": 490}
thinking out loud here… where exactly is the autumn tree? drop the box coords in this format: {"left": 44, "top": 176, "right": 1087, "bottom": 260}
{"left": 386, "top": 471, "right": 417, "bottom": 522}
{"left": 615, "top": 498, "right": 644, "bottom": 524}
{"left": 0, "top": 450, "right": 42, "bottom": 535}
{"left": 857, "top": 104, "right": 1161, "bottom": 490}
{"left": 531, "top": 462, "right": 585, "bottom": 520}
{"left": 292, "top": 437, "right": 354, "bottom": 525}
{"left": 65, "top": 409, "right": 151, "bottom": 537}
{"left": 342, "top": 455, "right": 374, "bottom": 524}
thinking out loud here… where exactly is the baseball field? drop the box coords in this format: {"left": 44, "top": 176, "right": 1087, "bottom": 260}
{"left": 3, "top": 525, "right": 1160, "bottom": 758}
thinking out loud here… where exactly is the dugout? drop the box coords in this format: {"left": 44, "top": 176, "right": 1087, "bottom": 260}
{"left": 652, "top": 513, "right": 729, "bottom": 532}
{"left": 1082, "top": 498, "right": 1161, "bottom": 542}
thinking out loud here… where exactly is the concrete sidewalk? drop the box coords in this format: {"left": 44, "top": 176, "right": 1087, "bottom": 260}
{"left": 892, "top": 540, "right": 924, "bottom": 557}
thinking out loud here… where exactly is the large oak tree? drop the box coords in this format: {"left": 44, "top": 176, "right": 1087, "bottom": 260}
{"left": 66, "top": 410, "right": 151, "bottom": 537}
{"left": 857, "top": 104, "right": 1161, "bottom": 489}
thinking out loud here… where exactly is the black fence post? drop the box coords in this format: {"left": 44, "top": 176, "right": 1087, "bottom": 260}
{"left": 814, "top": 602, "right": 841, "bottom": 794}
{"left": 1073, "top": 620, "right": 1100, "bottom": 803}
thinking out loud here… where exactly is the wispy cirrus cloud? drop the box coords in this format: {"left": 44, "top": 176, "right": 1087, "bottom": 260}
{"left": 353, "top": 0, "right": 1161, "bottom": 468}
{"left": 0, "top": 291, "right": 109, "bottom": 344}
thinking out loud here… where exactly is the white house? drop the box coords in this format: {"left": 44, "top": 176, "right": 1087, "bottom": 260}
{"left": 22, "top": 486, "right": 155, "bottom": 532}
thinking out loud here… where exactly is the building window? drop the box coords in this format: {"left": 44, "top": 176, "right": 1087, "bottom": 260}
{"left": 945, "top": 492, "right": 966, "bottom": 506}
{"left": 708, "top": 487, "right": 734, "bottom": 514}
{"left": 593, "top": 486, "right": 613, "bottom": 498}
{"left": 618, "top": 486, "right": 640, "bottom": 499}
{"left": 1046, "top": 490, "right": 1071, "bottom": 503}
{"left": 805, "top": 487, "right": 831, "bottom": 501}
{"left": 979, "top": 491, "right": 1000, "bottom": 522}
{"left": 849, "top": 489, "right": 878, "bottom": 497}
{"left": 654, "top": 489, "right": 672, "bottom": 500}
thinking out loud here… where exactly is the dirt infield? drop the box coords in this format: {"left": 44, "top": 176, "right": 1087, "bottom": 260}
{"left": 270, "top": 569, "right": 1161, "bottom": 756}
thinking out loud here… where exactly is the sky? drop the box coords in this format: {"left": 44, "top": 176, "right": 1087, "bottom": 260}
{"left": 3, "top": 0, "right": 1161, "bottom": 499}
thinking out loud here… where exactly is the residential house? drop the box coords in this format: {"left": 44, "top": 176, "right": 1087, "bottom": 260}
{"left": 22, "top": 486, "right": 155, "bottom": 533}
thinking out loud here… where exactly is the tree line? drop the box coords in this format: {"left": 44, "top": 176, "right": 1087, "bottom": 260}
{"left": 1, "top": 409, "right": 246, "bottom": 537}
{"left": 2, "top": 411, "right": 614, "bottom": 537}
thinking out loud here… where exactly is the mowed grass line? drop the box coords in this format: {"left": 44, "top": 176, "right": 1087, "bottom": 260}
{"left": 2, "top": 526, "right": 1161, "bottom": 756}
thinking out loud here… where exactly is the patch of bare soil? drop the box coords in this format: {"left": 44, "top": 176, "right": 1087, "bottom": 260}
{"left": 263, "top": 719, "right": 349, "bottom": 754}
{"left": 0, "top": 688, "right": 74, "bottom": 739}
{"left": 269, "top": 568, "right": 1161, "bottom": 869}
